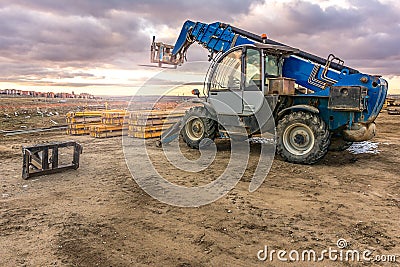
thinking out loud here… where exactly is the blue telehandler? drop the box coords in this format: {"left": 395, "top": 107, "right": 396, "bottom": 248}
{"left": 151, "top": 20, "right": 388, "bottom": 164}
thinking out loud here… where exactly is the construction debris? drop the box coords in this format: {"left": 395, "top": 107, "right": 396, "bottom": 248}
{"left": 127, "top": 110, "right": 185, "bottom": 139}
{"left": 347, "top": 141, "right": 380, "bottom": 154}
{"left": 65, "top": 109, "right": 187, "bottom": 139}
{"left": 66, "top": 111, "right": 103, "bottom": 135}
{"left": 89, "top": 124, "right": 128, "bottom": 138}
{"left": 66, "top": 110, "right": 128, "bottom": 137}
{"left": 90, "top": 110, "right": 128, "bottom": 138}
{"left": 22, "top": 141, "right": 82, "bottom": 179}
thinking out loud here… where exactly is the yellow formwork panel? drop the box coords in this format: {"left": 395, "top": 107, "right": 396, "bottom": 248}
{"left": 128, "top": 109, "right": 186, "bottom": 120}
{"left": 133, "top": 113, "right": 185, "bottom": 120}
{"left": 89, "top": 124, "right": 128, "bottom": 133}
{"left": 129, "top": 124, "right": 171, "bottom": 132}
{"left": 67, "top": 109, "right": 127, "bottom": 119}
{"left": 66, "top": 128, "right": 90, "bottom": 135}
{"left": 102, "top": 110, "right": 128, "bottom": 118}
{"left": 66, "top": 117, "right": 102, "bottom": 124}
{"left": 128, "top": 130, "right": 162, "bottom": 139}
{"left": 101, "top": 118, "right": 126, "bottom": 125}
{"left": 68, "top": 122, "right": 101, "bottom": 129}
{"left": 90, "top": 130, "right": 126, "bottom": 138}
{"left": 128, "top": 117, "right": 181, "bottom": 126}
{"left": 66, "top": 111, "right": 103, "bottom": 118}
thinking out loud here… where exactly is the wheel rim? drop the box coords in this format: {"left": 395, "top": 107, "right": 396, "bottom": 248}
{"left": 282, "top": 123, "right": 315, "bottom": 155}
{"left": 185, "top": 117, "right": 205, "bottom": 141}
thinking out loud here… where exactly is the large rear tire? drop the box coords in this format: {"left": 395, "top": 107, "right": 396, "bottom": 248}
{"left": 276, "top": 111, "right": 330, "bottom": 164}
{"left": 181, "top": 106, "right": 218, "bottom": 149}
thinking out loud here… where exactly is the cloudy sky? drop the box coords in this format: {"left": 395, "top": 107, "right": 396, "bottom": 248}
{"left": 0, "top": 0, "right": 399, "bottom": 95}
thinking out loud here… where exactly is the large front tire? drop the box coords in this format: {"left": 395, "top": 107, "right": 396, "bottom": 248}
{"left": 276, "top": 111, "right": 330, "bottom": 164}
{"left": 181, "top": 106, "right": 218, "bottom": 149}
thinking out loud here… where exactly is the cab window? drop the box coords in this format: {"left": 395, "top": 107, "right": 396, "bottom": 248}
{"left": 245, "top": 48, "right": 261, "bottom": 91}
{"left": 210, "top": 49, "right": 242, "bottom": 91}
{"left": 265, "top": 55, "right": 279, "bottom": 78}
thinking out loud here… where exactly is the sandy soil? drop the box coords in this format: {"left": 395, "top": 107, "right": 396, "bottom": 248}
{"left": 0, "top": 96, "right": 128, "bottom": 130}
{"left": 0, "top": 112, "right": 399, "bottom": 266}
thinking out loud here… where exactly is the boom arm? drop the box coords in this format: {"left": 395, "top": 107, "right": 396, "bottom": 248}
{"left": 170, "top": 20, "right": 358, "bottom": 74}
{"left": 151, "top": 20, "right": 361, "bottom": 93}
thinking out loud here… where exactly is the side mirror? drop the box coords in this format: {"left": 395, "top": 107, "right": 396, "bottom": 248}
{"left": 191, "top": 89, "right": 200, "bottom": 97}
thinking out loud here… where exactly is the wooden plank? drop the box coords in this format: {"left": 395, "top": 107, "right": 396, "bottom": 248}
{"left": 129, "top": 124, "right": 172, "bottom": 132}
{"left": 101, "top": 118, "right": 126, "bottom": 125}
{"left": 129, "top": 117, "right": 181, "bottom": 126}
{"left": 128, "top": 130, "right": 162, "bottom": 139}
{"left": 66, "top": 117, "right": 102, "bottom": 123}
{"left": 89, "top": 125, "right": 127, "bottom": 132}
{"left": 91, "top": 130, "right": 126, "bottom": 138}
{"left": 134, "top": 113, "right": 185, "bottom": 120}
{"left": 68, "top": 122, "right": 100, "bottom": 129}
{"left": 66, "top": 128, "right": 89, "bottom": 135}
{"left": 101, "top": 110, "right": 128, "bottom": 118}
{"left": 128, "top": 110, "right": 186, "bottom": 120}
{"left": 66, "top": 111, "right": 103, "bottom": 117}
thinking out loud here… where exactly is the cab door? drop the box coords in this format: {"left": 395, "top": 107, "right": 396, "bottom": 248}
{"left": 208, "top": 48, "right": 243, "bottom": 115}
{"left": 242, "top": 47, "right": 264, "bottom": 115}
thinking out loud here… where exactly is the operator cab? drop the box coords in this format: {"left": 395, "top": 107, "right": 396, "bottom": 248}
{"left": 207, "top": 44, "right": 298, "bottom": 115}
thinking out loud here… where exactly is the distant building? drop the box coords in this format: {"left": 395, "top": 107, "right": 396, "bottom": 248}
{"left": 0, "top": 88, "right": 97, "bottom": 99}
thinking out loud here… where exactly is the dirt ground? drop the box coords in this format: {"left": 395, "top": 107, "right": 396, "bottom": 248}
{"left": 0, "top": 96, "right": 128, "bottom": 130}
{"left": 0, "top": 111, "right": 399, "bottom": 266}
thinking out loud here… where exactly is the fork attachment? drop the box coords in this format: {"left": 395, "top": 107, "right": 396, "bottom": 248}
{"left": 22, "top": 141, "right": 82, "bottom": 179}
{"left": 151, "top": 36, "right": 183, "bottom": 67}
